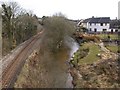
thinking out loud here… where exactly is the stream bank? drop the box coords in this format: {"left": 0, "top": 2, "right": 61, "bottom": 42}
{"left": 68, "top": 41, "right": 120, "bottom": 88}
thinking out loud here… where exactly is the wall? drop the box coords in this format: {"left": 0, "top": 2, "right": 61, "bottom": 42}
{"left": 88, "top": 23, "right": 110, "bottom": 32}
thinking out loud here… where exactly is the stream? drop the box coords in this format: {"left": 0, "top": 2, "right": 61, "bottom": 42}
{"left": 65, "top": 37, "right": 79, "bottom": 88}
{"left": 41, "top": 37, "right": 79, "bottom": 88}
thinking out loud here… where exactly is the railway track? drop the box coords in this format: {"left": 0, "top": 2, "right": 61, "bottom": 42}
{"left": 1, "top": 31, "right": 43, "bottom": 89}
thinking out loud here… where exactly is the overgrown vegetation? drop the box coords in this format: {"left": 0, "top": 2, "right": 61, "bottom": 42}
{"left": 1, "top": 1, "right": 38, "bottom": 55}
{"left": 73, "top": 58, "right": 120, "bottom": 88}
{"left": 14, "top": 13, "right": 75, "bottom": 88}
{"left": 42, "top": 14, "right": 75, "bottom": 53}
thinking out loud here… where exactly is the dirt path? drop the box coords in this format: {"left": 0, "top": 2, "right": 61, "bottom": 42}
{"left": 98, "top": 42, "right": 118, "bottom": 60}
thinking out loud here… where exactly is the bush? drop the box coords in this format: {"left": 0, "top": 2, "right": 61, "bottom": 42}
{"left": 42, "top": 14, "right": 75, "bottom": 53}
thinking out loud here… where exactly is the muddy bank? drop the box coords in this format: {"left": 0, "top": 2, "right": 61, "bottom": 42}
{"left": 14, "top": 48, "right": 69, "bottom": 88}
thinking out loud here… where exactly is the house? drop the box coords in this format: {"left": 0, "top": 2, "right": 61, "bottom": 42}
{"left": 109, "top": 19, "right": 120, "bottom": 32}
{"left": 78, "top": 17, "right": 111, "bottom": 33}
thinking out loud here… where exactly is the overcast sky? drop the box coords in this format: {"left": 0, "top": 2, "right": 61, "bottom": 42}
{"left": 0, "top": 0, "right": 120, "bottom": 20}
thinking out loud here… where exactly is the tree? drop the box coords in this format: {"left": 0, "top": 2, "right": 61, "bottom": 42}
{"left": 1, "top": 2, "right": 23, "bottom": 49}
{"left": 15, "top": 13, "right": 37, "bottom": 44}
{"left": 2, "top": 1, "right": 38, "bottom": 54}
{"left": 77, "top": 25, "right": 88, "bottom": 33}
{"left": 43, "top": 14, "right": 75, "bottom": 53}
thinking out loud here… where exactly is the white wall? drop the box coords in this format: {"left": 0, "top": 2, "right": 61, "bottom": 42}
{"left": 88, "top": 23, "right": 110, "bottom": 32}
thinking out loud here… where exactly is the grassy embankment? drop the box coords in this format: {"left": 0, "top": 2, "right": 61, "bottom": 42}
{"left": 106, "top": 45, "right": 119, "bottom": 53}
{"left": 97, "top": 33, "right": 119, "bottom": 53}
{"left": 72, "top": 33, "right": 119, "bottom": 65}
{"left": 97, "top": 33, "right": 118, "bottom": 40}
{"left": 71, "top": 42, "right": 101, "bottom": 65}
{"left": 79, "top": 42, "right": 101, "bottom": 64}
{"left": 71, "top": 33, "right": 119, "bottom": 88}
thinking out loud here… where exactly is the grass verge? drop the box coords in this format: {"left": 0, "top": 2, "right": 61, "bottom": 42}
{"left": 106, "top": 45, "right": 118, "bottom": 53}
{"left": 97, "top": 34, "right": 118, "bottom": 40}
{"left": 79, "top": 42, "right": 101, "bottom": 64}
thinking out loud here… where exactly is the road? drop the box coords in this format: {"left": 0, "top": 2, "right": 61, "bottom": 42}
{"left": 1, "top": 31, "right": 43, "bottom": 88}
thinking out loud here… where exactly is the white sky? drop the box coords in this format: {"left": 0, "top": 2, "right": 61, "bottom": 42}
{"left": 0, "top": 0, "right": 120, "bottom": 20}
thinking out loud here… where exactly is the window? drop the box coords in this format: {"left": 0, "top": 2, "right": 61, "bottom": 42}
{"left": 105, "top": 23, "right": 107, "bottom": 26}
{"left": 103, "top": 29, "right": 107, "bottom": 32}
{"left": 94, "top": 28, "right": 97, "bottom": 32}
{"left": 115, "top": 29, "right": 118, "bottom": 32}
{"left": 90, "top": 23, "right": 92, "bottom": 26}
{"left": 101, "top": 23, "right": 103, "bottom": 26}
{"left": 90, "top": 28, "right": 92, "bottom": 31}
{"left": 111, "top": 29, "right": 113, "bottom": 33}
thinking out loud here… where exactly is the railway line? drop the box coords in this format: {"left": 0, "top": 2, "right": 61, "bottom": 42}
{"left": 1, "top": 31, "right": 43, "bottom": 89}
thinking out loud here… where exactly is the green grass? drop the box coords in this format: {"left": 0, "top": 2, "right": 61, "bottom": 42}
{"left": 106, "top": 45, "right": 118, "bottom": 53}
{"left": 80, "top": 42, "right": 89, "bottom": 49}
{"left": 79, "top": 42, "right": 101, "bottom": 65}
{"left": 75, "top": 45, "right": 89, "bottom": 59}
{"left": 97, "top": 34, "right": 118, "bottom": 40}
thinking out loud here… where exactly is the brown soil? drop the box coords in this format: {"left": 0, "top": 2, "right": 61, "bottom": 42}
{"left": 70, "top": 57, "right": 120, "bottom": 88}
{"left": 14, "top": 46, "right": 71, "bottom": 88}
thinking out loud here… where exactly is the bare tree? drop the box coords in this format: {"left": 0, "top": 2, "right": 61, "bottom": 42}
{"left": 1, "top": 1, "right": 23, "bottom": 49}
{"left": 2, "top": 1, "right": 38, "bottom": 54}
{"left": 43, "top": 14, "right": 75, "bottom": 53}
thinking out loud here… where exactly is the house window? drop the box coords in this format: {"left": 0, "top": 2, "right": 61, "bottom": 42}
{"left": 111, "top": 29, "right": 113, "bottom": 33}
{"left": 101, "top": 23, "right": 103, "bottom": 26}
{"left": 90, "top": 23, "right": 92, "bottom": 26}
{"left": 105, "top": 23, "right": 107, "bottom": 26}
{"left": 115, "top": 29, "right": 118, "bottom": 32}
{"left": 90, "top": 28, "right": 92, "bottom": 31}
{"left": 103, "top": 29, "right": 107, "bottom": 32}
{"left": 94, "top": 28, "right": 97, "bottom": 32}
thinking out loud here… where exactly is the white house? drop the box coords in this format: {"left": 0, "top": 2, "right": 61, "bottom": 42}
{"left": 79, "top": 17, "right": 111, "bottom": 33}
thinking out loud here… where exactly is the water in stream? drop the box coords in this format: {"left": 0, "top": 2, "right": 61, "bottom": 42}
{"left": 65, "top": 37, "right": 79, "bottom": 88}
{"left": 44, "top": 37, "right": 79, "bottom": 88}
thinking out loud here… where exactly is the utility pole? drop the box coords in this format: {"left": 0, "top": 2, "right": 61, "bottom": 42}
{"left": 118, "top": 1, "right": 120, "bottom": 19}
